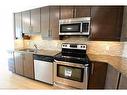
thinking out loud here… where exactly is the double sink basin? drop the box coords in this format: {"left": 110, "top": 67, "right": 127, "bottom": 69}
{"left": 19, "top": 48, "right": 37, "bottom": 53}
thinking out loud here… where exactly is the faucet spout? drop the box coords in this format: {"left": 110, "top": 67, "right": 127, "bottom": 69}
{"left": 34, "top": 44, "right": 38, "bottom": 51}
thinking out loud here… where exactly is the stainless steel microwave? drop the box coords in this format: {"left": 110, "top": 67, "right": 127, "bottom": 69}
{"left": 59, "top": 17, "right": 90, "bottom": 35}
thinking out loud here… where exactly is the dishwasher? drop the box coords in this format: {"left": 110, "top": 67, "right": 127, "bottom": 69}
{"left": 34, "top": 54, "right": 54, "bottom": 85}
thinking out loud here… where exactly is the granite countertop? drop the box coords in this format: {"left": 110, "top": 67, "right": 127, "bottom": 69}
{"left": 15, "top": 48, "right": 60, "bottom": 56}
{"left": 35, "top": 49, "right": 60, "bottom": 56}
{"left": 13, "top": 49, "right": 127, "bottom": 77}
{"left": 87, "top": 53, "right": 127, "bottom": 77}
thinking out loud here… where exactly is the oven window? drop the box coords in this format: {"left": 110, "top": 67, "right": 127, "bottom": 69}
{"left": 60, "top": 23, "right": 80, "bottom": 33}
{"left": 57, "top": 64, "right": 84, "bottom": 82}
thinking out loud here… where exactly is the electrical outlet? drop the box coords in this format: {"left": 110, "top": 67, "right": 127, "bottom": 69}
{"left": 106, "top": 46, "right": 109, "bottom": 51}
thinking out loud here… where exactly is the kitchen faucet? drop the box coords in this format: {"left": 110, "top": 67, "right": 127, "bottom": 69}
{"left": 34, "top": 44, "right": 38, "bottom": 52}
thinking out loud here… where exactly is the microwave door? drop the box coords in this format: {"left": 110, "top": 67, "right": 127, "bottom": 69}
{"left": 60, "top": 23, "right": 81, "bottom": 35}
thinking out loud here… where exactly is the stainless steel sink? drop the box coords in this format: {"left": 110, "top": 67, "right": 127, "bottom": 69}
{"left": 19, "top": 48, "right": 35, "bottom": 52}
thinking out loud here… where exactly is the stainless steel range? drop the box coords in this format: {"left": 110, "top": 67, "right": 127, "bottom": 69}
{"left": 54, "top": 43, "right": 91, "bottom": 89}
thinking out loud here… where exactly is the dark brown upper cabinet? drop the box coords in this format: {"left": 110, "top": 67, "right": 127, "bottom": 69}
{"left": 41, "top": 6, "right": 49, "bottom": 39}
{"left": 41, "top": 6, "right": 59, "bottom": 40}
{"left": 74, "top": 6, "right": 91, "bottom": 18}
{"left": 22, "top": 10, "right": 30, "bottom": 34}
{"left": 120, "top": 7, "right": 127, "bottom": 41}
{"left": 89, "top": 6, "right": 123, "bottom": 41}
{"left": 49, "top": 6, "right": 59, "bottom": 39}
{"left": 60, "top": 6, "right": 91, "bottom": 19}
{"left": 30, "top": 8, "right": 41, "bottom": 34}
{"left": 14, "top": 12, "right": 22, "bottom": 39}
{"left": 22, "top": 8, "right": 41, "bottom": 34}
{"left": 60, "top": 6, "right": 74, "bottom": 19}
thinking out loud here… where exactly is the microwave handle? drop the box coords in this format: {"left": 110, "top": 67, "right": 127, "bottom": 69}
{"left": 80, "top": 22, "right": 83, "bottom": 33}
{"left": 87, "top": 24, "right": 92, "bottom": 40}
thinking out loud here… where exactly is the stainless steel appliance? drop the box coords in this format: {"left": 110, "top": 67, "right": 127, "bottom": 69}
{"left": 54, "top": 43, "right": 91, "bottom": 89}
{"left": 34, "top": 54, "right": 54, "bottom": 84}
{"left": 59, "top": 17, "right": 90, "bottom": 35}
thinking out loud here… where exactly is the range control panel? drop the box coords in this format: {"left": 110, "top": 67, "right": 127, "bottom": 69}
{"left": 62, "top": 43, "right": 87, "bottom": 50}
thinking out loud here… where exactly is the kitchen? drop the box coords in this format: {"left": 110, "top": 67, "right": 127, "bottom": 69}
{"left": 0, "top": 0, "right": 126, "bottom": 93}
{"left": 6, "top": 5, "right": 127, "bottom": 90}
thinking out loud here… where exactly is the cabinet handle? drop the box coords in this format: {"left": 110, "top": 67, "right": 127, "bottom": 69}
{"left": 91, "top": 63, "right": 94, "bottom": 75}
{"left": 48, "top": 29, "right": 50, "bottom": 37}
{"left": 31, "top": 26, "right": 33, "bottom": 33}
{"left": 74, "top": 7, "right": 76, "bottom": 18}
{"left": 29, "top": 26, "right": 31, "bottom": 33}
{"left": 72, "top": 8, "right": 74, "bottom": 18}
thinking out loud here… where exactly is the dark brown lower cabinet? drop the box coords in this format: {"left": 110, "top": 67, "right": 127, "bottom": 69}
{"left": 8, "top": 51, "right": 15, "bottom": 73}
{"left": 14, "top": 52, "right": 34, "bottom": 79}
{"left": 14, "top": 52, "right": 24, "bottom": 76}
{"left": 105, "top": 65, "right": 120, "bottom": 89}
{"left": 88, "top": 62, "right": 108, "bottom": 89}
{"left": 23, "top": 53, "right": 34, "bottom": 79}
{"left": 118, "top": 74, "right": 127, "bottom": 89}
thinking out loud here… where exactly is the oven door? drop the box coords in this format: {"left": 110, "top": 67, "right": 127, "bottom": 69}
{"left": 54, "top": 60, "right": 89, "bottom": 89}
{"left": 57, "top": 64, "right": 84, "bottom": 82}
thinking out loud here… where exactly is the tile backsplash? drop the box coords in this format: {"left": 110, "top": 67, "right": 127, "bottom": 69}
{"left": 15, "top": 35, "right": 127, "bottom": 58}
{"left": 87, "top": 41, "right": 124, "bottom": 56}
{"left": 14, "top": 39, "right": 24, "bottom": 49}
{"left": 122, "top": 42, "right": 127, "bottom": 58}
{"left": 26, "top": 35, "right": 88, "bottom": 51}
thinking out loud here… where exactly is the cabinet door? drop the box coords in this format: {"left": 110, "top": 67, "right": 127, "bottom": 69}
{"left": 120, "top": 7, "right": 127, "bottom": 41}
{"left": 14, "top": 12, "right": 22, "bottom": 39}
{"left": 118, "top": 74, "right": 127, "bottom": 89}
{"left": 23, "top": 53, "right": 34, "bottom": 79}
{"left": 74, "top": 6, "right": 91, "bottom": 18}
{"left": 14, "top": 52, "right": 24, "bottom": 76}
{"left": 49, "top": 6, "right": 59, "bottom": 40}
{"left": 105, "top": 65, "right": 120, "bottom": 89}
{"left": 90, "top": 6, "right": 123, "bottom": 41}
{"left": 8, "top": 51, "right": 15, "bottom": 73}
{"left": 41, "top": 6, "right": 50, "bottom": 39}
{"left": 31, "top": 8, "right": 41, "bottom": 34}
{"left": 88, "top": 62, "right": 108, "bottom": 89}
{"left": 60, "top": 6, "right": 74, "bottom": 19}
{"left": 22, "top": 10, "right": 30, "bottom": 34}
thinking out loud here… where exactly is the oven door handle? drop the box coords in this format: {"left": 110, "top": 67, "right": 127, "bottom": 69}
{"left": 54, "top": 59, "right": 60, "bottom": 62}
{"left": 84, "top": 66, "right": 89, "bottom": 89}
{"left": 54, "top": 59, "right": 86, "bottom": 68}
{"left": 54, "top": 60, "right": 59, "bottom": 62}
